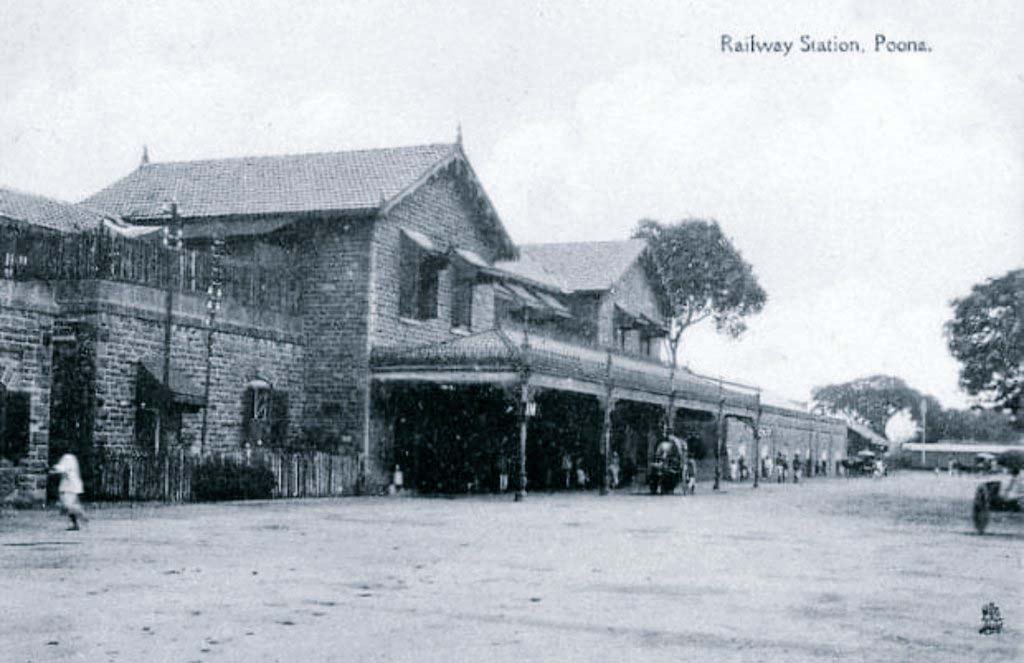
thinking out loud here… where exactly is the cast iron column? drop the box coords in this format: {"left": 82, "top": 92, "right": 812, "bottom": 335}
{"left": 515, "top": 377, "right": 529, "bottom": 502}
{"left": 713, "top": 379, "right": 724, "bottom": 491}
{"left": 752, "top": 390, "right": 762, "bottom": 489}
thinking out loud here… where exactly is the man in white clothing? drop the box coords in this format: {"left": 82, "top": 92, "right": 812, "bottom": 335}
{"left": 50, "top": 452, "right": 87, "bottom": 530}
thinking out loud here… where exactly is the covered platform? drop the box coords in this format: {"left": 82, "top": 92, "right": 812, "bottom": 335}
{"left": 370, "top": 329, "right": 845, "bottom": 496}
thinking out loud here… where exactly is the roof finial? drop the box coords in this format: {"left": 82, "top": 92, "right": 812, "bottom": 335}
{"left": 456, "top": 123, "right": 463, "bottom": 147}
{"left": 140, "top": 145, "right": 150, "bottom": 166}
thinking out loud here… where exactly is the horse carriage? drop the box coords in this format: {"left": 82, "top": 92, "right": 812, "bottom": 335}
{"left": 648, "top": 437, "right": 685, "bottom": 495}
{"left": 971, "top": 449, "right": 1024, "bottom": 535}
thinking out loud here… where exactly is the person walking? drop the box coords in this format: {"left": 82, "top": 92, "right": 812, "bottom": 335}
{"left": 792, "top": 453, "right": 801, "bottom": 484}
{"left": 686, "top": 457, "right": 698, "bottom": 495}
{"left": 50, "top": 452, "right": 87, "bottom": 530}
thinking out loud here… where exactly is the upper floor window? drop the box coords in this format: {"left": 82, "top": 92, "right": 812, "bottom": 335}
{"left": 399, "top": 230, "right": 445, "bottom": 320}
{"left": 451, "top": 263, "right": 474, "bottom": 330}
{"left": 615, "top": 327, "right": 628, "bottom": 350}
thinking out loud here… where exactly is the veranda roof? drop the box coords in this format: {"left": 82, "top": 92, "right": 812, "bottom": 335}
{"left": 371, "top": 329, "right": 837, "bottom": 424}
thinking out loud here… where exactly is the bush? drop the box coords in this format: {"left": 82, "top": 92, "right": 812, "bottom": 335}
{"left": 192, "top": 457, "right": 275, "bottom": 502}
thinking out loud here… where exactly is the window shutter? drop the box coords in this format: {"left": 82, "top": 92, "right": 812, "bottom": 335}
{"left": 452, "top": 265, "right": 474, "bottom": 329}
{"left": 271, "top": 391, "right": 289, "bottom": 446}
{"left": 418, "top": 259, "right": 439, "bottom": 320}
{"left": 399, "top": 235, "right": 419, "bottom": 318}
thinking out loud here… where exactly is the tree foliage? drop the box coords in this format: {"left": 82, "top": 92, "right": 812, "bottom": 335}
{"left": 944, "top": 269, "right": 1023, "bottom": 422}
{"left": 812, "top": 374, "right": 1019, "bottom": 442}
{"left": 812, "top": 375, "right": 936, "bottom": 439}
{"left": 633, "top": 218, "right": 767, "bottom": 364}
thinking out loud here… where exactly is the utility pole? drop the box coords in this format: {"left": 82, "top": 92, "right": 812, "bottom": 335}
{"left": 199, "top": 236, "right": 223, "bottom": 456}
{"left": 158, "top": 202, "right": 182, "bottom": 456}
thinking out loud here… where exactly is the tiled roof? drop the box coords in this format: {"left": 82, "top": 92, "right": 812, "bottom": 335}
{"left": 493, "top": 252, "right": 567, "bottom": 292}
{"left": 84, "top": 143, "right": 460, "bottom": 220}
{"left": 517, "top": 239, "right": 648, "bottom": 292}
{"left": 0, "top": 187, "right": 109, "bottom": 233}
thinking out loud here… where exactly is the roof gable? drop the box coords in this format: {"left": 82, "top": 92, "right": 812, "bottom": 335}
{"left": 0, "top": 186, "right": 110, "bottom": 233}
{"left": 84, "top": 142, "right": 459, "bottom": 220}
{"left": 516, "top": 239, "right": 648, "bottom": 293}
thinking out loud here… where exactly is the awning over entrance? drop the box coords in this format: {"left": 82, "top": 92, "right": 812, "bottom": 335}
{"left": 137, "top": 357, "right": 206, "bottom": 409}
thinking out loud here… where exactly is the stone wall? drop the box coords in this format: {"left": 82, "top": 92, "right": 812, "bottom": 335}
{"left": 0, "top": 281, "right": 58, "bottom": 504}
{"left": 367, "top": 170, "right": 505, "bottom": 487}
{"left": 371, "top": 170, "right": 500, "bottom": 349}
{"left": 294, "top": 217, "right": 372, "bottom": 452}
{"left": 55, "top": 280, "right": 305, "bottom": 457}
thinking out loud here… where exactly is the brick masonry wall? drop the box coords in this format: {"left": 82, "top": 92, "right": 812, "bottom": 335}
{"left": 296, "top": 217, "right": 372, "bottom": 454}
{"left": 56, "top": 280, "right": 304, "bottom": 457}
{"left": 0, "top": 281, "right": 58, "bottom": 503}
{"left": 367, "top": 169, "right": 505, "bottom": 486}
{"left": 371, "top": 170, "right": 501, "bottom": 349}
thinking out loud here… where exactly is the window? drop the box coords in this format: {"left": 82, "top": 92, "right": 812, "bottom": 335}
{"left": 399, "top": 232, "right": 443, "bottom": 320}
{"left": 243, "top": 380, "right": 289, "bottom": 447}
{"left": 253, "top": 388, "right": 271, "bottom": 422}
{"left": 0, "top": 384, "right": 30, "bottom": 463}
{"left": 615, "top": 327, "right": 628, "bottom": 350}
{"left": 451, "top": 263, "right": 474, "bottom": 330}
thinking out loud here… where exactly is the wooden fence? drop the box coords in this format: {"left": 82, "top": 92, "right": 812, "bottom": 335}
{"left": 92, "top": 448, "right": 360, "bottom": 502}
{"left": 0, "top": 223, "right": 302, "bottom": 314}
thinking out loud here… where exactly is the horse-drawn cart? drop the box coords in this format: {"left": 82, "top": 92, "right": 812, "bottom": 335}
{"left": 971, "top": 449, "right": 1024, "bottom": 534}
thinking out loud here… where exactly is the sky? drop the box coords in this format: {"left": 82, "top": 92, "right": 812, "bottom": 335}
{"left": 1, "top": 0, "right": 1021, "bottom": 408}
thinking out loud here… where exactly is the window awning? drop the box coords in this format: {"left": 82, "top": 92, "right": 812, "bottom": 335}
{"left": 401, "top": 228, "right": 443, "bottom": 255}
{"left": 615, "top": 304, "right": 667, "bottom": 333}
{"left": 496, "top": 281, "right": 572, "bottom": 319}
{"left": 453, "top": 248, "right": 491, "bottom": 269}
{"left": 137, "top": 357, "right": 206, "bottom": 408}
{"left": 532, "top": 290, "right": 572, "bottom": 318}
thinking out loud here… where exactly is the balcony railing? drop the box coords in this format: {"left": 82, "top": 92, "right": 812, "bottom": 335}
{"left": 0, "top": 222, "right": 302, "bottom": 314}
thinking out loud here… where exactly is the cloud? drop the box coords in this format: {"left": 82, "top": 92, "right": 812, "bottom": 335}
{"left": 483, "top": 47, "right": 1021, "bottom": 407}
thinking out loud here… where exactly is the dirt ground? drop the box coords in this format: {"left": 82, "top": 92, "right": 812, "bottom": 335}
{"left": 1, "top": 472, "right": 1020, "bottom": 663}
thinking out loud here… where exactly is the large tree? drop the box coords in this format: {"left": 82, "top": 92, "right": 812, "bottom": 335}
{"left": 811, "top": 375, "right": 938, "bottom": 439}
{"left": 633, "top": 219, "right": 767, "bottom": 366}
{"left": 945, "top": 269, "right": 1024, "bottom": 423}
{"left": 812, "top": 374, "right": 1019, "bottom": 442}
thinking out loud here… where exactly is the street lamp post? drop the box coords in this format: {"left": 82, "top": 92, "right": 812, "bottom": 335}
{"left": 199, "top": 237, "right": 224, "bottom": 456}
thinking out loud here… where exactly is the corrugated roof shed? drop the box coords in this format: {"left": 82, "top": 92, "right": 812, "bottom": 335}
{"left": 84, "top": 143, "right": 459, "bottom": 220}
{"left": 516, "top": 239, "right": 648, "bottom": 292}
{"left": 0, "top": 187, "right": 109, "bottom": 233}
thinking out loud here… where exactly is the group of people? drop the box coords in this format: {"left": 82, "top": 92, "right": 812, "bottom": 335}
{"left": 765, "top": 451, "right": 821, "bottom": 484}
{"left": 561, "top": 453, "right": 596, "bottom": 489}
